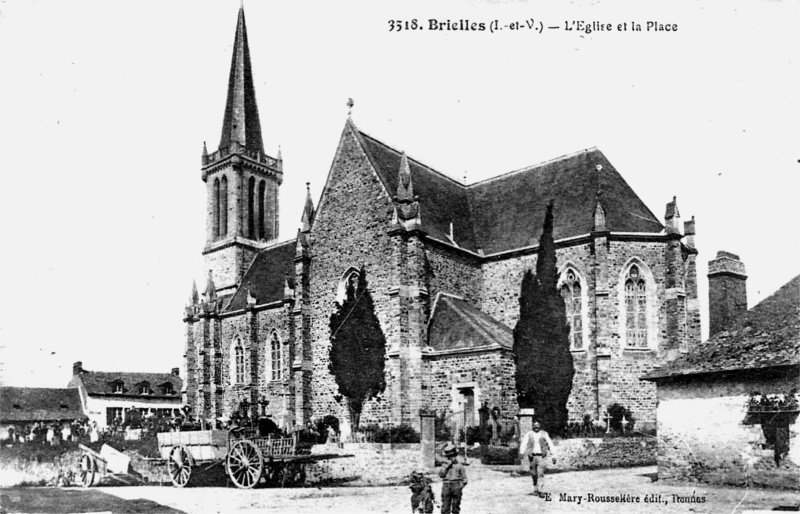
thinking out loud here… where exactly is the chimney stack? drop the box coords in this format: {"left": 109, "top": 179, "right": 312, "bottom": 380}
{"left": 73, "top": 361, "right": 83, "bottom": 376}
{"left": 171, "top": 367, "right": 180, "bottom": 377}
{"left": 708, "top": 251, "right": 747, "bottom": 336}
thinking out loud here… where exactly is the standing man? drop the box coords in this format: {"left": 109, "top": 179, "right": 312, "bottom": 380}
{"left": 439, "top": 443, "right": 468, "bottom": 514}
{"left": 519, "top": 421, "right": 557, "bottom": 496}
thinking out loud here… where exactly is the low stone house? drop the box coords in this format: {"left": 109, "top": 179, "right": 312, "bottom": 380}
{"left": 644, "top": 257, "right": 799, "bottom": 489}
{"left": 69, "top": 361, "right": 183, "bottom": 429}
{"left": 0, "top": 387, "right": 85, "bottom": 435}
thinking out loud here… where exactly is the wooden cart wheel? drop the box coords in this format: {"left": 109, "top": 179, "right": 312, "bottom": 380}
{"left": 167, "top": 445, "right": 193, "bottom": 487}
{"left": 79, "top": 454, "right": 96, "bottom": 488}
{"left": 226, "top": 439, "right": 263, "bottom": 489}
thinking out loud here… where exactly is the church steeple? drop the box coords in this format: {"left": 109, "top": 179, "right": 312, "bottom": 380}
{"left": 218, "top": 6, "right": 264, "bottom": 155}
{"left": 200, "top": 7, "right": 282, "bottom": 296}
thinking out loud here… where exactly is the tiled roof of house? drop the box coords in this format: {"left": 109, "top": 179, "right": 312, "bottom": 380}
{"left": 0, "top": 387, "right": 85, "bottom": 422}
{"left": 644, "top": 275, "right": 800, "bottom": 381}
{"left": 76, "top": 370, "right": 182, "bottom": 400}
{"left": 427, "top": 294, "right": 513, "bottom": 353}
{"left": 357, "top": 129, "right": 663, "bottom": 255}
{"left": 224, "top": 240, "right": 296, "bottom": 312}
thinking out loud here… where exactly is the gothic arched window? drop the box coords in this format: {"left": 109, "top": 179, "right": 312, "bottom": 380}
{"left": 560, "top": 270, "right": 583, "bottom": 350}
{"left": 213, "top": 178, "right": 221, "bottom": 238}
{"left": 233, "top": 339, "right": 245, "bottom": 384}
{"left": 220, "top": 176, "right": 228, "bottom": 236}
{"left": 335, "top": 268, "right": 360, "bottom": 305}
{"left": 625, "top": 265, "right": 648, "bottom": 347}
{"left": 270, "top": 333, "right": 282, "bottom": 381}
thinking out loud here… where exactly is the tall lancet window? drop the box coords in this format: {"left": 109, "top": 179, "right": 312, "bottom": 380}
{"left": 258, "top": 180, "right": 266, "bottom": 240}
{"left": 247, "top": 177, "right": 256, "bottom": 238}
{"left": 270, "top": 332, "right": 282, "bottom": 381}
{"left": 234, "top": 339, "right": 245, "bottom": 384}
{"left": 625, "top": 265, "right": 648, "bottom": 347}
{"left": 213, "top": 178, "right": 221, "bottom": 238}
{"left": 560, "top": 270, "right": 583, "bottom": 350}
{"left": 220, "top": 176, "right": 228, "bottom": 236}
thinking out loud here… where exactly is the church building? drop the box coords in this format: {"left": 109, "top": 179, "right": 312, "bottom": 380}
{"left": 183, "top": 7, "right": 701, "bottom": 432}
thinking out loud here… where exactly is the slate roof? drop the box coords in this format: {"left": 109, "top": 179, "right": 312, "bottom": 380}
{"left": 357, "top": 128, "right": 663, "bottom": 255}
{"left": 76, "top": 370, "right": 182, "bottom": 400}
{"left": 224, "top": 240, "right": 296, "bottom": 312}
{"left": 644, "top": 275, "right": 800, "bottom": 381}
{"left": 0, "top": 387, "right": 85, "bottom": 422}
{"left": 427, "top": 294, "right": 513, "bottom": 353}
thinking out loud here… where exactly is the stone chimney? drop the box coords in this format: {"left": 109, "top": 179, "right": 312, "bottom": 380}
{"left": 171, "top": 367, "right": 180, "bottom": 377}
{"left": 72, "top": 361, "right": 83, "bottom": 376}
{"left": 708, "top": 251, "right": 747, "bottom": 336}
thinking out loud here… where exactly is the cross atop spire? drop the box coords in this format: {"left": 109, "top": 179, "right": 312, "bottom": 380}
{"left": 218, "top": 6, "right": 264, "bottom": 156}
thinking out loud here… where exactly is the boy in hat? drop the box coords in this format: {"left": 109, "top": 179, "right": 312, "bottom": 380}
{"left": 519, "top": 421, "right": 557, "bottom": 496}
{"left": 439, "top": 443, "right": 467, "bottom": 514}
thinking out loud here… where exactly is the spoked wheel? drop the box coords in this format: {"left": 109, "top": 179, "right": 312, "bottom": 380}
{"left": 78, "top": 454, "right": 96, "bottom": 488}
{"left": 167, "top": 445, "right": 193, "bottom": 487}
{"left": 226, "top": 439, "right": 263, "bottom": 489}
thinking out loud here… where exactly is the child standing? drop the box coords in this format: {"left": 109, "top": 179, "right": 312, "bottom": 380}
{"left": 439, "top": 443, "right": 467, "bottom": 514}
{"left": 409, "top": 471, "right": 435, "bottom": 513}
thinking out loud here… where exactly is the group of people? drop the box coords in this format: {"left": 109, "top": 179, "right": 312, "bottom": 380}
{"left": 409, "top": 420, "right": 556, "bottom": 514}
{"left": 2, "top": 419, "right": 100, "bottom": 446}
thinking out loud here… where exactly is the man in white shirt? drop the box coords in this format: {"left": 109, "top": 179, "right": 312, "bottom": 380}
{"left": 519, "top": 421, "right": 556, "bottom": 496}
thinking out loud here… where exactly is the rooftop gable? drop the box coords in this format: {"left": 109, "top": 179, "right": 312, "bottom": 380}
{"left": 645, "top": 275, "right": 800, "bottom": 381}
{"left": 427, "top": 294, "right": 513, "bottom": 353}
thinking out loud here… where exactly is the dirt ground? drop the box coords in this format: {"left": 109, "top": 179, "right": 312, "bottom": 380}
{"left": 2, "top": 465, "right": 798, "bottom": 514}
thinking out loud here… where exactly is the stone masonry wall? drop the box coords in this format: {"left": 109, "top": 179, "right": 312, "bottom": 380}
{"left": 425, "top": 244, "right": 483, "bottom": 308}
{"left": 657, "top": 375, "right": 799, "bottom": 489}
{"left": 307, "top": 125, "right": 399, "bottom": 426}
{"left": 425, "top": 351, "right": 517, "bottom": 423}
{"left": 307, "top": 443, "right": 425, "bottom": 485}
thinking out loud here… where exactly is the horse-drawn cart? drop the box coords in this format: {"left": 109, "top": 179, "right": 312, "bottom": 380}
{"left": 157, "top": 429, "right": 347, "bottom": 489}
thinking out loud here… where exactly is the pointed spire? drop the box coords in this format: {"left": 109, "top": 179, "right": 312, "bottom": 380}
{"left": 395, "top": 152, "right": 414, "bottom": 202}
{"left": 593, "top": 202, "right": 606, "bottom": 231}
{"left": 202, "top": 141, "right": 209, "bottom": 166}
{"left": 218, "top": 6, "right": 264, "bottom": 155}
{"left": 191, "top": 280, "right": 200, "bottom": 305}
{"left": 393, "top": 152, "right": 420, "bottom": 224}
{"left": 301, "top": 182, "right": 315, "bottom": 232}
{"left": 204, "top": 270, "right": 217, "bottom": 302}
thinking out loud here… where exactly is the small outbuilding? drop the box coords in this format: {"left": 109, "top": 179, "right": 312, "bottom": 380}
{"left": 644, "top": 257, "right": 799, "bottom": 489}
{"left": 0, "top": 387, "right": 86, "bottom": 436}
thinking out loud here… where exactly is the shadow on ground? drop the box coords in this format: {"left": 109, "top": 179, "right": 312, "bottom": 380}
{"left": 1, "top": 487, "right": 186, "bottom": 514}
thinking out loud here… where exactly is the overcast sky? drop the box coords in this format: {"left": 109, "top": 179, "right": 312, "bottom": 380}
{"left": 1, "top": 0, "right": 798, "bottom": 387}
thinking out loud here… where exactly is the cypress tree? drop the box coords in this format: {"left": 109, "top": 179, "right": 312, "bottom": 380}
{"left": 328, "top": 266, "right": 387, "bottom": 432}
{"left": 513, "top": 201, "right": 575, "bottom": 432}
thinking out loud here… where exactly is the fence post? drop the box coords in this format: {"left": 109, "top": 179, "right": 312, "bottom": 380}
{"left": 419, "top": 410, "right": 436, "bottom": 468}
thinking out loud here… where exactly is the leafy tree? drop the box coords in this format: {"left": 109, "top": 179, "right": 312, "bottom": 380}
{"left": 513, "top": 200, "right": 575, "bottom": 432}
{"left": 329, "top": 266, "right": 387, "bottom": 432}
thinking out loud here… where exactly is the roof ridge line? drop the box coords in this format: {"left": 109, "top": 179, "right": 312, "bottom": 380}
{"left": 357, "top": 129, "right": 466, "bottom": 188}
{"left": 467, "top": 147, "right": 600, "bottom": 188}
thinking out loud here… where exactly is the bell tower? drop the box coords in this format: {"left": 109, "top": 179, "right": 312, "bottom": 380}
{"left": 201, "top": 6, "right": 282, "bottom": 296}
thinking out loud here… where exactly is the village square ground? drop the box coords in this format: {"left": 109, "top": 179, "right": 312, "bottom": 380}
{"left": 2, "top": 465, "right": 798, "bottom": 514}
